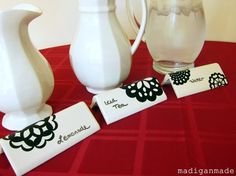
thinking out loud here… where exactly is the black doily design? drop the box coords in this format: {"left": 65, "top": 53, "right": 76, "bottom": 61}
{"left": 121, "top": 77, "right": 163, "bottom": 102}
{"left": 169, "top": 69, "right": 191, "bottom": 85}
{"left": 3, "top": 115, "right": 58, "bottom": 152}
{"left": 209, "top": 73, "right": 228, "bottom": 89}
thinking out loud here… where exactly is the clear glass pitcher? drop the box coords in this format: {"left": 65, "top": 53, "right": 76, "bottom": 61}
{"left": 127, "top": 0, "right": 206, "bottom": 74}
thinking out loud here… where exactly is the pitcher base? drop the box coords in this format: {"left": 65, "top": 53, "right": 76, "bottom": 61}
{"left": 153, "top": 61, "right": 194, "bottom": 74}
{"left": 86, "top": 83, "right": 123, "bottom": 94}
{"left": 2, "top": 104, "right": 52, "bottom": 131}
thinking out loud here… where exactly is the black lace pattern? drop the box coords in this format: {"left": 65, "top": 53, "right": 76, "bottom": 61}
{"left": 121, "top": 77, "right": 163, "bottom": 102}
{"left": 3, "top": 115, "right": 58, "bottom": 152}
{"left": 209, "top": 73, "right": 228, "bottom": 89}
{"left": 169, "top": 69, "right": 191, "bottom": 85}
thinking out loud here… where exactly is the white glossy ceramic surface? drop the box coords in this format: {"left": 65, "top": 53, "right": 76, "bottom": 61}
{"left": 0, "top": 4, "right": 54, "bottom": 131}
{"left": 0, "top": 102, "right": 100, "bottom": 175}
{"left": 162, "top": 63, "right": 228, "bottom": 98}
{"left": 70, "top": 0, "right": 147, "bottom": 94}
{"left": 91, "top": 77, "right": 167, "bottom": 124}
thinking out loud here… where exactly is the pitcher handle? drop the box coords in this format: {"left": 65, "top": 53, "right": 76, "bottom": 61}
{"left": 130, "top": 0, "right": 148, "bottom": 55}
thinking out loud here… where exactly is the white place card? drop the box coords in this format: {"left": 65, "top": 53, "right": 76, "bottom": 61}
{"left": 91, "top": 77, "right": 167, "bottom": 124}
{"left": 0, "top": 102, "right": 100, "bottom": 176}
{"left": 162, "top": 63, "right": 228, "bottom": 98}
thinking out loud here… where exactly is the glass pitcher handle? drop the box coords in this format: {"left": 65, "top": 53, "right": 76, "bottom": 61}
{"left": 129, "top": 0, "right": 148, "bottom": 55}
{"left": 126, "top": 0, "right": 140, "bottom": 37}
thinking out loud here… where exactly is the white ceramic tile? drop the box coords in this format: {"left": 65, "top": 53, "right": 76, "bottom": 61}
{"left": 91, "top": 77, "right": 167, "bottom": 124}
{"left": 0, "top": 102, "right": 100, "bottom": 176}
{"left": 162, "top": 63, "right": 228, "bottom": 98}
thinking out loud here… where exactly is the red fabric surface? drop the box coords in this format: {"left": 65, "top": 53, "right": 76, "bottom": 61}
{"left": 0, "top": 41, "right": 236, "bottom": 176}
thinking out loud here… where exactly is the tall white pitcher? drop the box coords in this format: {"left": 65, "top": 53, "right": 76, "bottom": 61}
{"left": 70, "top": 0, "right": 147, "bottom": 94}
{"left": 0, "top": 4, "right": 54, "bottom": 131}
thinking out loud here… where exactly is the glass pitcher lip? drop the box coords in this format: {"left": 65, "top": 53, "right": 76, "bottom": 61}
{"left": 154, "top": 0, "right": 204, "bottom": 16}
{"left": 78, "top": 0, "right": 116, "bottom": 12}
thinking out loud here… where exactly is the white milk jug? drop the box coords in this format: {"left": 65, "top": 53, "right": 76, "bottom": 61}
{"left": 0, "top": 4, "right": 54, "bottom": 131}
{"left": 70, "top": 0, "right": 147, "bottom": 94}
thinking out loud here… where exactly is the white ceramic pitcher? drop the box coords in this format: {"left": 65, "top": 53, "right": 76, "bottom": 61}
{"left": 0, "top": 4, "right": 54, "bottom": 131}
{"left": 70, "top": 0, "right": 147, "bottom": 94}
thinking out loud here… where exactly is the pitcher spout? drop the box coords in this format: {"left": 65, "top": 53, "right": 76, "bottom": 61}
{"left": 0, "top": 3, "right": 42, "bottom": 29}
{"left": 12, "top": 3, "right": 42, "bottom": 19}
{"left": 0, "top": 3, "right": 42, "bottom": 64}
{"left": 0, "top": 3, "right": 42, "bottom": 51}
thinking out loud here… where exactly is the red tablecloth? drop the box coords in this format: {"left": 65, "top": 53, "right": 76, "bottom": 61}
{"left": 0, "top": 41, "right": 236, "bottom": 176}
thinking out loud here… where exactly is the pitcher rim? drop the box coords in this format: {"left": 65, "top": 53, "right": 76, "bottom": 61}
{"left": 0, "top": 3, "right": 42, "bottom": 15}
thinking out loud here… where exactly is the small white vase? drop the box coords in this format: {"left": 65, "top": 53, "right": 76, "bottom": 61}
{"left": 70, "top": 0, "right": 148, "bottom": 94}
{"left": 0, "top": 4, "right": 55, "bottom": 131}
